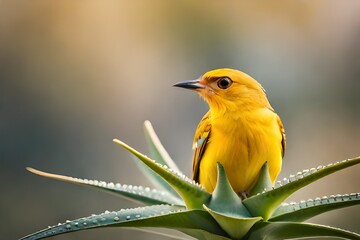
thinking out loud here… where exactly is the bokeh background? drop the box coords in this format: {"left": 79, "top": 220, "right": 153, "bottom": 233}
{"left": 1, "top": 1, "right": 360, "bottom": 239}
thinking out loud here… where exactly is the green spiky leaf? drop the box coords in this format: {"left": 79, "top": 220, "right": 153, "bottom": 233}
{"left": 249, "top": 162, "right": 272, "bottom": 197}
{"left": 26, "top": 167, "right": 183, "bottom": 206}
{"left": 143, "top": 120, "right": 181, "bottom": 172}
{"left": 206, "top": 163, "right": 252, "bottom": 218}
{"left": 270, "top": 193, "right": 360, "bottom": 222}
{"left": 131, "top": 120, "right": 181, "bottom": 198}
{"left": 243, "top": 157, "right": 360, "bottom": 220}
{"left": 20, "top": 205, "right": 228, "bottom": 240}
{"left": 204, "top": 205, "right": 261, "bottom": 240}
{"left": 245, "top": 221, "right": 360, "bottom": 240}
{"left": 113, "top": 139, "right": 211, "bottom": 209}
{"left": 203, "top": 163, "right": 261, "bottom": 239}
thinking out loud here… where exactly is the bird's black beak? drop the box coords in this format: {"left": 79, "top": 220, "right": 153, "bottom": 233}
{"left": 173, "top": 79, "right": 205, "bottom": 90}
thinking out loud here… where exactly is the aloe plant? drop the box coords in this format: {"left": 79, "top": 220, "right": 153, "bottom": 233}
{"left": 21, "top": 120, "right": 360, "bottom": 240}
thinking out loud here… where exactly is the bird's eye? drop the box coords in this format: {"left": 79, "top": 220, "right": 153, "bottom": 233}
{"left": 217, "top": 77, "right": 232, "bottom": 89}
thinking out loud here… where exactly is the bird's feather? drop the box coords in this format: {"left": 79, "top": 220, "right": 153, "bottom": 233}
{"left": 192, "top": 111, "right": 211, "bottom": 182}
{"left": 276, "top": 114, "right": 286, "bottom": 158}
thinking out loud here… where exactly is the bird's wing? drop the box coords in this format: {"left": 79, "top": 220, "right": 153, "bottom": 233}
{"left": 277, "top": 114, "right": 286, "bottom": 157}
{"left": 192, "top": 111, "right": 211, "bottom": 182}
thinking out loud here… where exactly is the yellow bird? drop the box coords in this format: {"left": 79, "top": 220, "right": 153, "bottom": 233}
{"left": 174, "top": 68, "right": 285, "bottom": 197}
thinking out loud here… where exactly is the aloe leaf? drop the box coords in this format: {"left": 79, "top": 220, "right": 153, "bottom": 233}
{"left": 248, "top": 162, "right": 272, "bottom": 197}
{"left": 129, "top": 120, "right": 181, "bottom": 198}
{"left": 243, "top": 157, "right": 360, "bottom": 220}
{"left": 207, "top": 163, "right": 252, "bottom": 218}
{"left": 20, "top": 205, "right": 228, "bottom": 240}
{"left": 179, "top": 229, "right": 231, "bottom": 240}
{"left": 270, "top": 193, "right": 360, "bottom": 222}
{"left": 245, "top": 221, "right": 360, "bottom": 240}
{"left": 203, "top": 163, "right": 261, "bottom": 239}
{"left": 131, "top": 156, "right": 181, "bottom": 200}
{"left": 204, "top": 205, "right": 261, "bottom": 240}
{"left": 26, "top": 168, "right": 183, "bottom": 206}
{"left": 144, "top": 120, "right": 180, "bottom": 172}
{"left": 113, "top": 139, "right": 211, "bottom": 209}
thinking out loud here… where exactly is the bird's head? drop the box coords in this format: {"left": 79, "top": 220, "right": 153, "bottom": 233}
{"left": 174, "top": 68, "right": 270, "bottom": 112}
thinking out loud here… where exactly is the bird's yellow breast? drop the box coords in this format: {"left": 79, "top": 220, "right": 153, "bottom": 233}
{"left": 198, "top": 108, "right": 283, "bottom": 194}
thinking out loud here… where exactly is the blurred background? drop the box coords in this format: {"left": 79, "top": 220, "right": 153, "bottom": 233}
{"left": 1, "top": 1, "right": 359, "bottom": 239}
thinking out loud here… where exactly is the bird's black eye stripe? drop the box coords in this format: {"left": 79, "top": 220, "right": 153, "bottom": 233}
{"left": 217, "top": 77, "right": 232, "bottom": 89}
